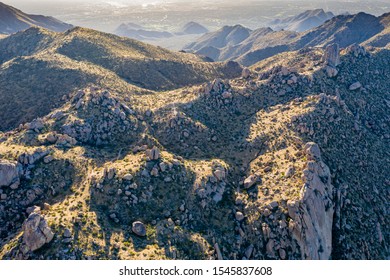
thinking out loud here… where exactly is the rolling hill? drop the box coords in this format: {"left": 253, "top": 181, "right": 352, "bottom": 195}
{"left": 0, "top": 26, "right": 242, "bottom": 131}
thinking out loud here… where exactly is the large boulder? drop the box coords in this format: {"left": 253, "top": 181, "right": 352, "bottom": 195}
{"left": 349, "top": 82, "right": 362, "bottom": 91}
{"left": 243, "top": 174, "right": 259, "bottom": 189}
{"left": 132, "top": 221, "right": 146, "bottom": 237}
{"left": 0, "top": 160, "right": 21, "bottom": 188}
{"left": 147, "top": 147, "right": 160, "bottom": 161}
{"left": 323, "top": 43, "right": 340, "bottom": 78}
{"left": 21, "top": 213, "right": 54, "bottom": 253}
{"left": 323, "top": 43, "right": 340, "bottom": 67}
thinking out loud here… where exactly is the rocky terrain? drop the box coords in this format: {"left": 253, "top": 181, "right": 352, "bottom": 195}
{"left": 0, "top": 26, "right": 241, "bottom": 131}
{"left": 0, "top": 1, "right": 72, "bottom": 35}
{"left": 185, "top": 11, "right": 390, "bottom": 66}
{"left": 0, "top": 7, "right": 389, "bottom": 261}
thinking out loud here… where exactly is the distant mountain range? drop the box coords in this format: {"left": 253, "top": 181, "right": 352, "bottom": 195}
{"left": 114, "top": 23, "right": 174, "bottom": 40}
{"left": 185, "top": 11, "right": 390, "bottom": 66}
{"left": 269, "top": 9, "right": 334, "bottom": 32}
{"left": 0, "top": 1, "right": 72, "bottom": 34}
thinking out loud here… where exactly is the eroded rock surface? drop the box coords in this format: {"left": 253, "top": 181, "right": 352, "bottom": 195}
{"left": 0, "top": 160, "right": 21, "bottom": 188}
{"left": 21, "top": 213, "right": 54, "bottom": 253}
{"left": 287, "top": 143, "right": 334, "bottom": 260}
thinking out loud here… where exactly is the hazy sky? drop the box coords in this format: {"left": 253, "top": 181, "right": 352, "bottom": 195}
{"left": 4, "top": 0, "right": 389, "bottom": 6}
{"left": 3, "top": 0, "right": 390, "bottom": 33}
{"left": 4, "top": 0, "right": 379, "bottom": 3}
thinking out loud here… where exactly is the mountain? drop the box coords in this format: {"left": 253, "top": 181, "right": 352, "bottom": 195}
{"left": 0, "top": 26, "right": 242, "bottom": 131}
{"left": 0, "top": 2, "right": 72, "bottom": 34}
{"left": 114, "top": 23, "right": 173, "bottom": 40}
{"left": 117, "top": 22, "right": 143, "bottom": 30}
{"left": 362, "top": 12, "right": 390, "bottom": 48}
{"left": 0, "top": 3, "right": 389, "bottom": 261}
{"left": 186, "top": 12, "right": 389, "bottom": 66}
{"left": 0, "top": 35, "right": 389, "bottom": 260}
{"left": 237, "top": 12, "right": 387, "bottom": 66}
{"left": 270, "top": 9, "right": 334, "bottom": 32}
{"left": 185, "top": 25, "right": 252, "bottom": 60}
{"left": 180, "top": 22, "right": 209, "bottom": 34}
{"left": 290, "top": 12, "right": 384, "bottom": 49}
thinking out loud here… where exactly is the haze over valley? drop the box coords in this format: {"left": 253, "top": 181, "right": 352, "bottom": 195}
{"left": 2, "top": 0, "right": 390, "bottom": 50}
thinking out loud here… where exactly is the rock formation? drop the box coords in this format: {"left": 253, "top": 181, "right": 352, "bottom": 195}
{"left": 0, "top": 160, "right": 21, "bottom": 189}
{"left": 287, "top": 143, "right": 334, "bottom": 259}
{"left": 323, "top": 43, "right": 340, "bottom": 77}
{"left": 20, "top": 213, "right": 54, "bottom": 253}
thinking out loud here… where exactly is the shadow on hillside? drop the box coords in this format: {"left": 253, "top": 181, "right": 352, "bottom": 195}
{"left": 84, "top": 48, "right": 390, "bottom": 259}
{"left": 87, "top": 155, "right": 238, "bottom": 259}
{"left": 151, "top": 75, "right": 312, "bottom": 178}
{"left": 0, "top": 57, "right": 107, "bottom": 132}
{"left": 57, "top": 37, "right": 242, "bottom": 92}
{"left": 287, "top": 51, "right": 390, "bottom": 259}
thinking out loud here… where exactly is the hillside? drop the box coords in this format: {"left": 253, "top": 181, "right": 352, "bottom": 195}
{"left": 0, "top": 26, "right": 242, "bottom": 131}
{"left": 185, "top": 25, "right": 252, "bottom": 60}
{"left": 0, "top": 34, "right": 389, "bottom": 260}
{"left": 362, "top": 12, "right": 390, "bottom": 48}
{"left": 0, "top": 2, "right": 72, "bottom": 34}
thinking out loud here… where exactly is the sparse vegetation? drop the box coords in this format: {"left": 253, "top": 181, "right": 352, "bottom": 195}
{"left": 0, "top": 4, "right": 389, "bottom": 261}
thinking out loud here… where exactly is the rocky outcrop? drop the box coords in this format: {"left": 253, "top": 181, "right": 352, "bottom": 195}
{"left": 323, "top": 43, "right": 340, "bottom": 67}
{"left": 54, "top": 88, "right": 142, "bottom": 147}
{"left": 20, "top": 213, "right": 54, "bottom": 253}
{"left": 287, "top": 142, "right": 334, "bottom": 260}
{"left": 242, "top": 67, "right": 251, "bottom": 79}
{"left": 18, "top": 149, "right": 50, "bottom": 166}
{"left": 323, "top": 43, "right": 340, "bottom": 78}
{"left": 147, "top": 147, "right": 160, "bottom": 161}
{"left": 346, "top": 44, "right": 367, "bottom": 57}
{"left": 0, "top": 160, "right": 21, "bottom": 189}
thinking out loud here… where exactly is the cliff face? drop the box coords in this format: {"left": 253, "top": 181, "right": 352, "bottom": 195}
{"left": 288, "top": 143, "right": 334, "bottom": 259}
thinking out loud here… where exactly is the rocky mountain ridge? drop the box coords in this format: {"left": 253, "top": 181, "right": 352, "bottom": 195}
{"left": 185, "top": 11, "right": 390, "bottom": 66}
{"left": 0, "top": 33, "right": 388, "bottom": 260}
{"left": 0, "top": 26, "right": 242, "bottom": 132}
{"left": 269, "top": 9, "right": 335, "bottom": 32}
